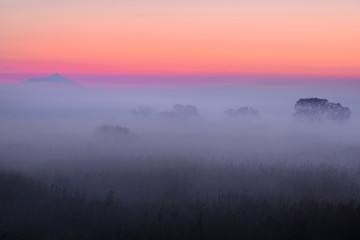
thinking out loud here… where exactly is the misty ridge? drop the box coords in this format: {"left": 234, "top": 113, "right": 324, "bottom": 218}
{"left": 1, "top": 74, "right": 360, "bottom": 239}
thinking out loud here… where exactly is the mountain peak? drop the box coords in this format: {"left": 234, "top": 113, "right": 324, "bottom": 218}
{"left": 22, "top": 73, "right": 78, "bottom": 86}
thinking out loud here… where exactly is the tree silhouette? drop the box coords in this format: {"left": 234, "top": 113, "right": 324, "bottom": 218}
{"left": 159, "top": 104, "right": 199, "bottom": 118}
{"left": 172, "top": 104, "right": 199, "bottom": 117}
{"left": 130, "top": 105, "right": 153, "bottom": 117}
{"left": 225, "top": 107, "right": 260, "bottom": 118}
{"left": 293, "top": 98, "right": 351, "bottom": 122}
{"left": 96, "top": 125, "right": 133, "bottom": 137}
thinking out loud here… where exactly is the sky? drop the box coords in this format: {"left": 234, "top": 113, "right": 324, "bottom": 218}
{"left": 0, "top": 0, "right": 360, "bottom": 84}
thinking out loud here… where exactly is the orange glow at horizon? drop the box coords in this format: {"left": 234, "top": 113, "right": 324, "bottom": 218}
{"left": 1, "top": 1, "right": 359, "bottom": 77}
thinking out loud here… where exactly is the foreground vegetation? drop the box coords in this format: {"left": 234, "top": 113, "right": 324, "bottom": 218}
{"left": 1, "top": 164, "right": 360, "bottom": 239}
{"left": 1, "top": 122, "right": 360, "bottom": 239}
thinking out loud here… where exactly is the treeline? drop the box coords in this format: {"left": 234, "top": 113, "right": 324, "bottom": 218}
{"left": 131, "top": 98, "right": 351, "bottom": 121}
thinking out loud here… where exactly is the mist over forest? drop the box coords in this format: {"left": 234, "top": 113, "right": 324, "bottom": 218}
{"left": 1, "top": 75, "right": 360, "bottom": 239}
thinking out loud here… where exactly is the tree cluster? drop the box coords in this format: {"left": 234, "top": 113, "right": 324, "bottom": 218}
{"left": 159, "top": 104, "right": 200, "bottom": 118}
{"left": 96, "top": 125, "right": 133, "bottom": 137}
{"left": 293, "top": 98, "right": 351, "bottom": 122}
{"left": 130, "top": 105, "right": 153, "bottom": 117}
{"left": 225, "top": 107, "right": 260, "bottom": 118}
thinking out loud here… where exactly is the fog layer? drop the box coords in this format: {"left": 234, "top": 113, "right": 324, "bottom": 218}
{"left": 0, "top": 82, "right": 359, "bottom": 204}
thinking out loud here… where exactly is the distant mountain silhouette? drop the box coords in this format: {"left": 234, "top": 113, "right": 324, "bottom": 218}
{"left": 22, "top": 73, "right": 78, "bottom": 86}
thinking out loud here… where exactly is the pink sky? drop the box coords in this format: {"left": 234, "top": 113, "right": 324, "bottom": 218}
{"left": 1, "top": 0, "right": 359, "bottom": 83}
